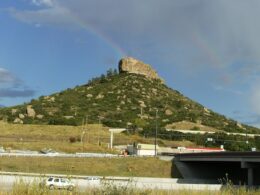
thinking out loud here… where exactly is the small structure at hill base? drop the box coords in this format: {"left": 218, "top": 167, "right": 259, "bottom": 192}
{"left": 127, "top": 143, "right": 159, "bottom": 156}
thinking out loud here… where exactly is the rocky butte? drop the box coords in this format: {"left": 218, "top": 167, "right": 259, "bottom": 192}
{"left": 119, "top": 57, "right": 164, "bottom": 83}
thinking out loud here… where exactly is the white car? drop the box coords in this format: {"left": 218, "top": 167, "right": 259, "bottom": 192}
{"left": 40, "top": 177, "right": 75, "bottom": 190}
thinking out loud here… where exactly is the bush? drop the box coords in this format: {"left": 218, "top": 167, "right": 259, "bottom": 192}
{"left": 69, "top": 136, "right": 77, "bottom": 143}
{"left": 191, "top": 126, "right": 200, "bottom": 130}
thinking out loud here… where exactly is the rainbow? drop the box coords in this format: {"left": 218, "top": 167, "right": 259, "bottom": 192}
{"left": 190, "top": 30, "right": 222, "bottom": 68}
{"left": 71, "top": 13, "right": 127, "bottom": 58}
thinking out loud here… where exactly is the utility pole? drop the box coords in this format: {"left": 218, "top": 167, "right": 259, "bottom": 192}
{"left": 98, "top": 116, "right": 102, "bottom": 145}
{"left": 81, "top": 117, "right": 85, "bottom": 143}
{"left": 155, "top": 109, "right": 158, "bottom": 157}
{"left": 110, "top": 131, "right": 114, "bottom": 149}
{"left": 86, "top": 115, "right": 89, "bottom": 143}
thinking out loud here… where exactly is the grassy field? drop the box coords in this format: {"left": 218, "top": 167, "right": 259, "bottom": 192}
{"left": 0, "top": 122, "right": 114, "bottom": 153}
{"left": 0, "top": 156, "right": 172, "bottom": 177}
{"left": 0, "top": 121, "right": 196, "bottom": 153}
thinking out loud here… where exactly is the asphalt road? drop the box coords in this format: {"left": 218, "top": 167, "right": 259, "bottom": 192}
{"left": 0, "top": 173, "right": 222, "bottom": 192}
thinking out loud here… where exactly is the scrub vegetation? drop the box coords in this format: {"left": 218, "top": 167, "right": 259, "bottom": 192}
{"left": 0, "top": 71, "right": 258, "bottom": 134}
{"left": 0, "top": 71, "right": 259, "bottom": 152}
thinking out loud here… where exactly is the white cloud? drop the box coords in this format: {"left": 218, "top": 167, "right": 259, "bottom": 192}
{"left": 10, "top": 3, "right": 76, "bottom": 27}
{"left": 0, "top": 68, "right": 18, "bottom": 84}
{"left": 31, "top": 0, "right": 54, "bottom": 7}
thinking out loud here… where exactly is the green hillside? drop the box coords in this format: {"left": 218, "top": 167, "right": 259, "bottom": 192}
{"left": 0, "top": 68, "right": 258, "bottom": 134}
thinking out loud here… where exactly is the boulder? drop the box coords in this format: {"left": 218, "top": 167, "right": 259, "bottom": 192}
{"left": 138, "top": 100, "right": 146, "bottom": 108}
{"left": 36, "top": 114, "right": 44, "bottom": 119}
{"left": 204, "top": 107, "right": 210, "bottom": 113}
{"left": 14, "top": 118, "right": 23, "bottom": 124}
{"left": 165, "top": 109, "right": 173, "bottom": 116}
{"left": 64, "top": 116, "right": 74, "bottom": 119}
{"left": 119, "top": 57, "right": 163, "bottom": 82}
{"left": 19, "top": 114, "right": 25, "bottom": 119}
{"left": 26, "top": 105, "right": 36, "bottom": 118}
{"left": 11, "top": 109, "right": 17, "bottom": 115}
{"left": 49, "top": 97, "right": 55, "bottom": 102}
{"left": 96, "top": 94, "right": 104, "bottom": 99}
{"left": 86, "top": 94, "right": 93, "bottom": 98}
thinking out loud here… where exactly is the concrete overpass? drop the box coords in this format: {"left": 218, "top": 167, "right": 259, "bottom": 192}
{"left": 173, "top": 152, "right": 260, "bottom": 186}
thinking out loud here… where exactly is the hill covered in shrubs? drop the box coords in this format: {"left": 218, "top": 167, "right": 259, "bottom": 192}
{"left": 0, "top": 57, "right": 259, "bottom": 134}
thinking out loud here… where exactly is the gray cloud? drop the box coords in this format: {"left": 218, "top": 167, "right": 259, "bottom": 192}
{"left": 0, "top": 68, "right": 35, "bottom": 98}
{"left": 250, "top": 82, "right": 260, "bottom": 115}
{"left": 0, "top": 88, "right": 35, "bottom": 98}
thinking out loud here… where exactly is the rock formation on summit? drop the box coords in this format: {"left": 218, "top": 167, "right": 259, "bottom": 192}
{"left": 119, "top": 57, "right": 163, "bottom": 82}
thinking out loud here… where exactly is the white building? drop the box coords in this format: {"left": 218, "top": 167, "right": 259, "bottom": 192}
{"left": 127, "top": 143, "right": 159, "bottom": 156}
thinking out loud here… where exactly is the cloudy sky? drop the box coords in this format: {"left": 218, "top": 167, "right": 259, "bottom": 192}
{"left": 1, "top": 0, "right": 260, "bottom": 127}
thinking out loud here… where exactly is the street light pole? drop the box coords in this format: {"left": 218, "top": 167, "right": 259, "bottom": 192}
{"left": 81, "top": 131, "right": 85, "bottom": 152}
{"left": 155, "top": 109, "right": 158, "bottom": 157}
{"left": 245, "top": 128, "right": 249, "bottom": 151}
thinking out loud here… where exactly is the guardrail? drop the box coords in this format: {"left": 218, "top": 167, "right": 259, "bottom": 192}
{"left": 0, "top": 152, "right": 118, "bottom": 158}
{"left": 0, "top": 152, "right": 155, "bottom": 158}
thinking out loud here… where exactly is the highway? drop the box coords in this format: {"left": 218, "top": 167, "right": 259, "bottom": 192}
{"left": 0, "top": 152, "right": 119, "bottom": 158}
{"left": 0, "top": 172, "right": 222, "bottom": 192}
